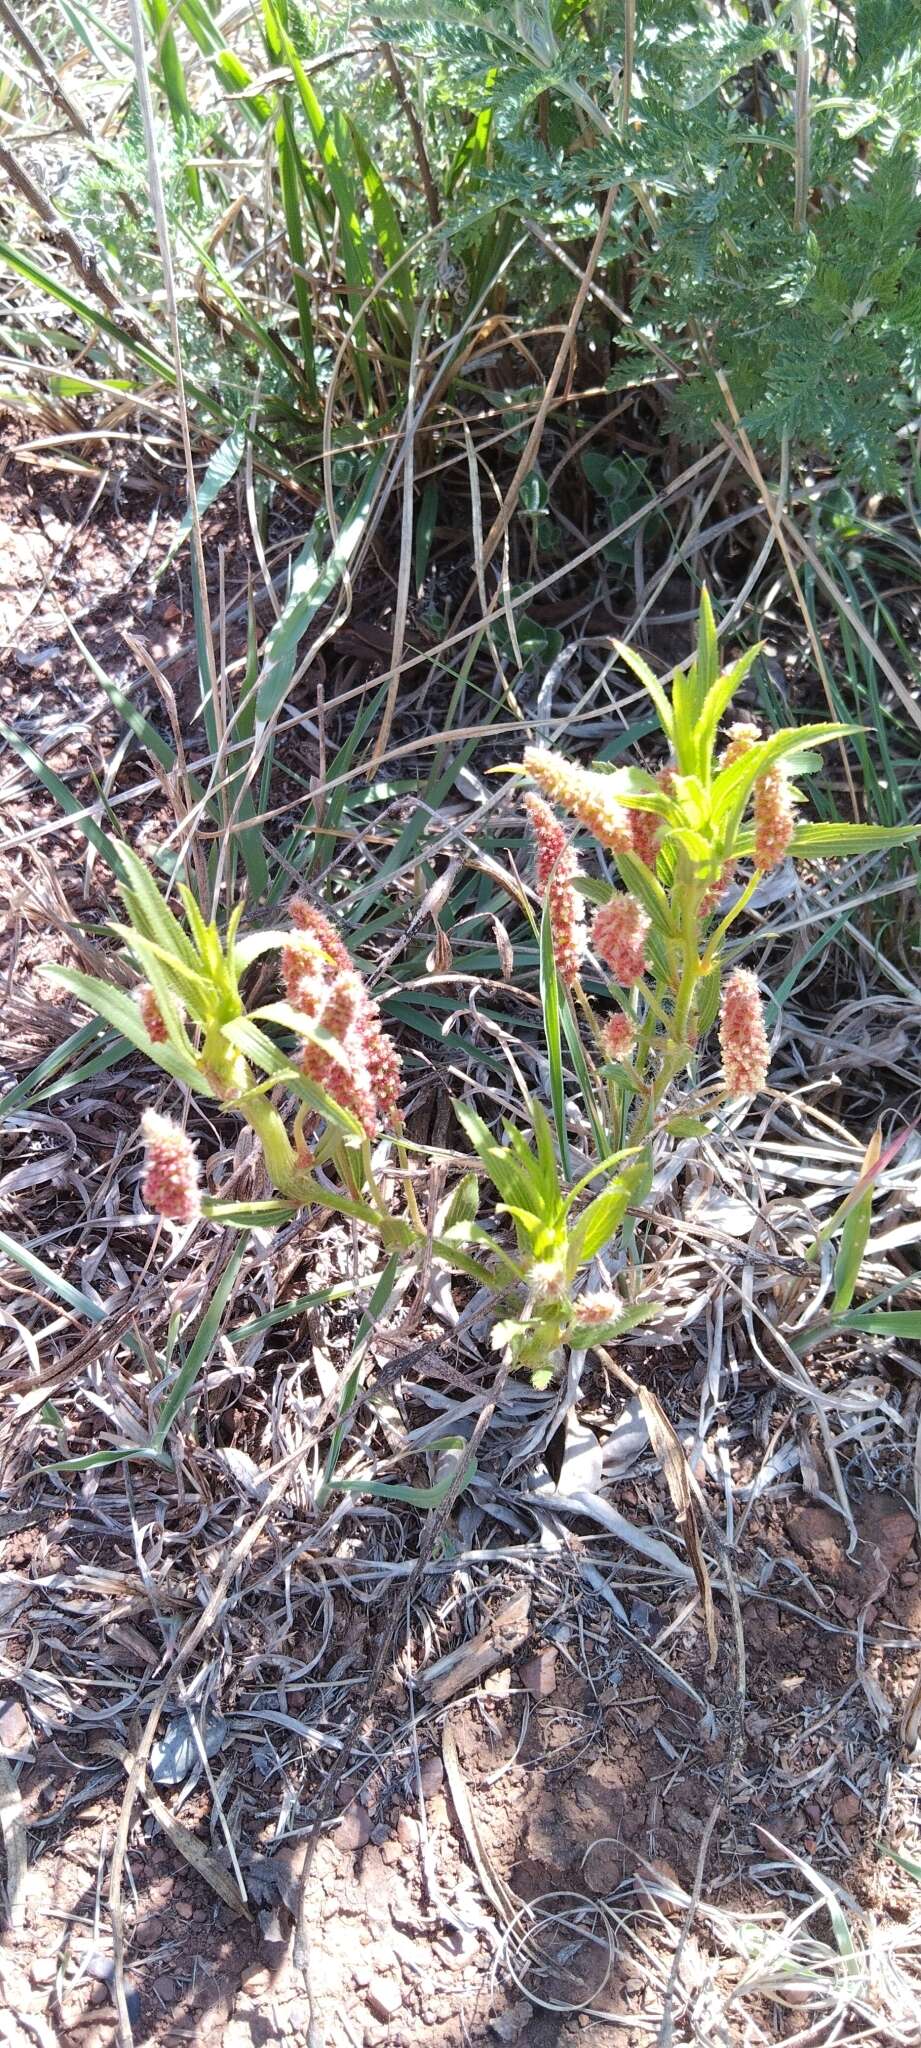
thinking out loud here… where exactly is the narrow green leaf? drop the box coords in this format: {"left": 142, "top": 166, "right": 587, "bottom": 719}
{"left": 321, "top": 1254, "right": 403, "bottom": 1497}
{"left": 160, "top": 427, "right": 247, "bottom": 575}
{"left": 539, "top": 900, "right": 570, "bottom": 1178}
{"left": 832, "top": 1189, "right": 874, "bottom": 1314}
{"left": 152, "top": 1238, "right": 248, "bottom": 1449}
{"left": 46, "top": 967, "right": 214, "bottom": 1094}
{"left": 0, "top": 1228, "right": 107, "bottom": 1323}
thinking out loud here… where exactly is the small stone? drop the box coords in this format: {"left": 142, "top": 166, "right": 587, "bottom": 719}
{"left": 0, "top": 1700, "right": 31, "bottom": 1757}
{"left": 379, "top": 1838, "right": 402, "bottom": 1866}
{"left": 175, "top": 1901, "right": 195, "bottom": 1921}
{"left": 419, "top": 1755, "right": 443, "bottom": 1797}
{"left": 153, "top": 1974, "right": 177, "bottom": 2003}
{"left": 489, "top": 2000, "right": 534, "bottom": 2042}
{"left": 483, "top": 1668, "right": 510, "bottom": 1698}
{"left": 353, "top": 1962, "right": 371, "bottom": 1987}
{"left": 833, "top": 1790, "right": 861, "bottom": 1825}
{"left": 427, "top": 1793, "right": 449, "bottom": 1829}
{"left": 240, "top": 1966, "right": 270, "bottom": 1997}
{"left": 223, "top": 2023, "right": 255, "bottom": 2048}
{"left": 335, "top": 1802, "right": 372, "bottom": 1852}
{"left": 367, "top": 1977, "right": 402, "bottom": 2021}
{"left": 31, "top": 1957, "right": 58, "bottom": 1987}
{"left": 519, "top": 1648, "right": 557, "bottom": 1698}
{"left": 396, "top": 1815, "right": 420, "bottom": 1849}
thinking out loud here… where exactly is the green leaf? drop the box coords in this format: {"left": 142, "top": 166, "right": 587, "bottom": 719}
{"left": 46, "top": 967, "right": 214, "bottom": 1095}
{"left": 789, "top": 820, "right": 921, "bottom": 857}
{"left": 333, "top": 1449, "right": 476, "bottom": 1508}
{"left": 695, "top": 645, "right": 761, "bottom": 773}
{"left": 201, "top": 1197, "right": 297, "bottom": 1228}
{"left": 320, "top": 1254, "right": 403, "bottom": 1500}
{"left": 160, "top": 427, "right": 247, "bottom": 576}
{"left": 612, "top": 848, "right": 675, "bottom": 935}
{"left": 117, "top": 845, "right": 201, "bottom": 973}
{"left": 0, "top": 717, "right": 131, "bottom": 883}
{"left": 539, "top": 899, "right": 570, "bottom": 1178}
{"left": 833, "top": 1311, "right": 921, "bottom": 1338}
{"left": 566, "top": 1301, "right": 654, "bottom": 1346}
{"left": 0, "top": 1228, "right": 108, "bottom": 1323}
{"left": 220, "top": 1016, "right": 365, "bottom": 1136}
{"left": 438, "top": 1172, "right": 479, "bottom": 1234}
{"left": 832, "top": 1188, "right": 874, "bottom": 1314}
{"left": 711, "top": 724, "right": 860, "bottom": 827}
{"left": 151, "top": 1238, "right": 248, "bottom": 1450}
{"left": 610, "top": 639, "right": 674, "bottom": 744}
{"left": 694, "top": 586, "right": 719, "bottom": 706}
{"left": 256, "top": 460, "right": 382, "bottom": 725}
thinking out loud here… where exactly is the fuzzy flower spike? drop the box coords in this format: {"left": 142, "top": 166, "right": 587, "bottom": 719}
{"left": 592, "top": 894, "right": 650, "bottom": 986}
{"left": 288, "top": 899, "right": 403, "bottom": 1132}
{"left": 719, "top": 968, "right": 770, "bottom": 1096}
{"left": 523, "top": 790, "right": 586, "bottom": 986}
{"left": 140, "top": 1110, "right": 201, "bottom": 1225}
{"left": 753, "top": 764, "right": 796, "bottom": 870}
{"left": 523, "top": 746, "right": 634, "bottom": 855}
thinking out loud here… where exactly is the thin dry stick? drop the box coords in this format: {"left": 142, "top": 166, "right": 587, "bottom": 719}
{"left": 371, "top": 293, "right": 432, "bottom": 765}
{"left": 793, "top": 0, "right": 813, "bottom": 233}
{"left": 0, "top": 141, "right": 127, "bottom": 314}
{"left": 378, "top": 35, "right": 440, "bottom": 225}
{"left": 0, "top": 0, "right": 93, "bottom": 136}
{"left": 714, "top": 374, "right": 861, "bottom": 820}
{"left": 125, "top": 0, "right": 222, "bottom": 882}
{"left": 475, "top": 188, "right": 618, "bottom": 587}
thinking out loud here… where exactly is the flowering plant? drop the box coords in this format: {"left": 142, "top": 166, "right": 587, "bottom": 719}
{"left": 48, "top": 851, "right": 416, "bottom": 1249}
{"left": 47, "top": 594, "right": 915, "bottom": 1393}
{"left": 444, "top": 589, "right": 917, "bottom": 1387}
{"left": 521, "top": 590, "right": 913, "bottom": 1144}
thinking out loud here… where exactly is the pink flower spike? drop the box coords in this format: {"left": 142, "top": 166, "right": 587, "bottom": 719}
{"left": 572, "top": 1291, "right": 623, "bottom": 1327}
{"left": 523, "top": 746, "right": 634, "bottom": 855}
{"left": 753, "top": 765, "right": 795, "bottom": 870}
{"left": 300, "top": 970, "right": 379, "bottom": 1137}
{"left": 281, "top": 931, "right": 326, "bottom": 1016}
{"left": 719, "top": 720, "right": 761, "bottom": 769}
{"left": 362, "top": 1006, "right": 402, "bottom": 1124}
{"left": 601, "top": 1013, "right": 636, "bottom": 1063}
{"left": 289, "top": 898, "right": 352, "bottom": 977}
{"left": 138, "top": 983, "right": 167, "bottom": 1044}
{"left": 140, "top": 1110, "right": 201, "bottom": 1225}
{"left": 629, "top": 807, "right": 661, "bottom": 869}
{"left": 592, "top": 894, "right": 649, "bottom": 986}
{"left": 719, "top": 968, "right": 770, "bottom": 1096}
{"left": 523, "top": 790, "right": 585, "bottom": 987}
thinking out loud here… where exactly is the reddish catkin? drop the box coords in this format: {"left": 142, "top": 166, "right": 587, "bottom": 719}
{"left": 362, "top": 1006, "right": 402, "bottom": 1124}
{"left": 601, "top": 1013, "right": 636, "bottom": 1062}
{"left": 629, "top": 807, "right": 661, "bottom": 869}
{"left": 289, "top": 904, "right": 402, "bottom": 1128}
{"left": 300, "top": 971, "right": 380, "bottom": 1138}
{"left": 719, "top": 968, "right": 770, "bottom": 1096}
{"left": 140, "top": 1110, "right": 201, "bottom": 1225}
{"left": 138, "top": 983, "right": 167, "bottom": 1044}
{"left": 523, "top": 790, "right": 586, "bottom": 987}
{"left": 718, "top": 720, "right": 761, "bottom": 770}
{"left": 572, "top": 1292, "right": 623, "bottom": 1327}
{"left": 592, "top": 894, "right": 650, "bottom": 985}
{"left": 289, "top": 897, "right": 352, "bottom": 976}
{"left": 753, "top": 765, "right": 795, "bottom": 870}
{"left": 281, "top": 931, "right": 326, "bottom": 1015}
{"left": 699, "top": 861, "right": 735, "bottom": 919}
{"left": 523, "top": 746, "right": 634, "bottom": 855}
